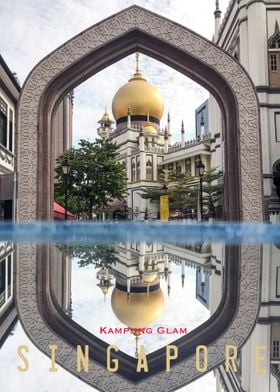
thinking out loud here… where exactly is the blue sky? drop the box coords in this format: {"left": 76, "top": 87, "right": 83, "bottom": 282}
{"left": 0, "top": 0, "right": 229, "bottom": 145}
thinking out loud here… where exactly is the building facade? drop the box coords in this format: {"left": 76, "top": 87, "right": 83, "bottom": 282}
{"left": 211, "top": 0, "right": 280, "bottom": 222}
{"left": 0, "top": 55, "right": 20, "bottom": 220}
{"left": 211, "top": 1, "right": 280, "bottom": 391}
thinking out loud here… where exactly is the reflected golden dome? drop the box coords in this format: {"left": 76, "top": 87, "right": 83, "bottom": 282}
{"left": 112, "top": 54, "right": 164, "bottom": 121}
{"left": 111, "top": 287, "right": 164, "bottom": 329}
{"left": 143, "top": 272, "right": 158, "bottom": 283}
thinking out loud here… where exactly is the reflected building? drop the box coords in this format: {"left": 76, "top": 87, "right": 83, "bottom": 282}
{"left": 0, "top": 242, "right": 16, "bottom": 347}
{"left": 51, "top": 247, "right": 72, "bottom": 316}
{"left": 93, "top": 241, "right": 224, "bottom": 354}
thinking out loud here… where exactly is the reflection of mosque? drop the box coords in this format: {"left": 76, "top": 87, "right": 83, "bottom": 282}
{"left": 2, "top": 244, "right": 280, "bottom": 391}
{"left": 96, "top": 242, "right": 222, "bottom": 356}
{"left": 95, "top": 241, "right": 223, "bottom": 356}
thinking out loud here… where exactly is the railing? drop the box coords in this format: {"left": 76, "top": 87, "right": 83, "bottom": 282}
{"left": 0, "top": 144, "right": 14, "bottom": 168}
{"left": 0, "top": 290, "right": 6, "bottom": 308}
{"left": 168, "top": 133, "right": 212, "bottom": 153}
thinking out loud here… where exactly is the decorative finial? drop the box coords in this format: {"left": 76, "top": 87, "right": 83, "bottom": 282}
{"left": 136, "top": 52, "right": 140, "bottom": 73}
{"left": 167, "top": 112, "right": 170, "bottom": 123}
{"left": 181, "top": 120, "right": 185, "bottom": 133}
{"left": 215, "top": 0, "right": 220, "bottom": 11}
{"left": 214, "top": 0, "right": 221, "bottom": 17}
{"left": 135, "top": 335, "right": 139, "bottom": 358}
{"left": 147, "top": 111, "right": 150, "bottom": 123}
{"left": 275, "top": 21, "right": 280, "bottom": 34}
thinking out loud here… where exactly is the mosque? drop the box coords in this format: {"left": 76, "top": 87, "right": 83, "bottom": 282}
{"left": 97, "top": 53, "right": 220, "bottom": 220}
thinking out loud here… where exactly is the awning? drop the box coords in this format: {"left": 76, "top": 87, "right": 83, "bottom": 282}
{"left": 54, "top": 202, "right": 75, "bottom": 220}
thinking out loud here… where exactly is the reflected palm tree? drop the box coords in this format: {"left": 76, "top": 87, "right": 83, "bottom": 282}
{"left": 56, "top": 244, "right": 118, "bottom": 269}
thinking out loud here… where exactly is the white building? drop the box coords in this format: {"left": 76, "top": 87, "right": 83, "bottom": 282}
{"left": 0, "top": 55, "right": 20, "bottom": 220}
{"left": 211, "top": 0, "right": 280, "bottom": 222}
{"left": 210, "top": 1, "right": 280, "bottom": 391}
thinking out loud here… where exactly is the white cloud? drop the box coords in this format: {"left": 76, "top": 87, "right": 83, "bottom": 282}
{"left": 1, "top": 0, "right": 229, "bottom": 145}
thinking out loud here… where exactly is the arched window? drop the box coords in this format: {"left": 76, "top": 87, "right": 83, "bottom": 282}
{"left": 185, "top": 158, "right": 191, "bottom": 174}
{"left": 146, "top": 159, "right": 153, "bottom": 180}
{"left": 268, "top": 22, "right": 280, "bottom": 87}
{"left": 145, "top": 137, "right": 148, "bottom": 147}
{"left": 131, "top": 161, "right": 136, "bottom": 182}
{"left": 136, "top": 160, "right": 140, "bottom": 181}
{"left": 176, "top": 162, "right": 182, "bottom": 173}
{"left": 152, "top": 138, "right": 155, "bottom": 146}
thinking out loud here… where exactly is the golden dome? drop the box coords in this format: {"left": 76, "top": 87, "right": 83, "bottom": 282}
{"left": 143, "top": 123, "right": 158, "bottom": 136}
{"left": 143, "top": 272, "right": 158, "bottom": 284}
{"left": 112, "top": 54, "right": 164, "bottom": 121}
{"left": 111, "top": 287, "right": 164, "bottom": 329}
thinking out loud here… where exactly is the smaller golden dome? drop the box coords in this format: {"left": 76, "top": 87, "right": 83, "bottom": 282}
{"left": 143, "top": 272, "right": 158, "bottom": 284}
{"left": 143, "top": 123, "right": 158, "bottom": 136}
{"left": 98, "top": 108, "right": 114, "bottom": 125}
{"left": 111, "top": 287, "right": 164, "bottom": 329}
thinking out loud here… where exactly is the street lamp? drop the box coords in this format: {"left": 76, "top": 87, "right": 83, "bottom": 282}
{"left": 196, "top": 158, "right": 205, "bottom": 221}
{"left": 123, "top": 199, "right": 128, "bottom": 220}
{"left": 76, "top": 183, "right": 81, "bottom": 221}
{"left": 62, "top": 159, "right": 70, "bottom": 220}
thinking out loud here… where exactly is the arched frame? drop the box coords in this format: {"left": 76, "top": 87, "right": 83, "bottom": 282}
{"left": 16, "top": 6, "right": 263, "bottom": 391}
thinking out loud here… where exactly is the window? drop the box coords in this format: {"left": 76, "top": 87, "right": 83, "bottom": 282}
{"left": 9, "top": 109, "right": 13, "bottom": 152}
{"left": 272, "top": 339, "right": 280, "bottom": 359}
{"left": 0, "top": 98, "right": 8, "bottom": 147}
{"left": 131, "top": 161, "right": 136, "bottom": 182}
{"left": 0, "top": 260, "right": 6, "bottom": 308}
{"left": 268, "top": 26, "right": 280, "bottom": 87}
{"left": 137, "top": 160, "right": 140, "bottom": 181}
{"left": 271, "top": 37, "right": 280, "bottom": 49}
{"left": 275, "top": 112, "right": 280, "bottom": 142}
{"left": 176, "top": 162, "right": 181, "bottom": 173}
{"left": 271, "top": 53, "right": 277, "bottom": 71}
{"left": 7, "top": 255, "right": 12, "bottom": 297}
{"left": 168, "top": 163, "right": 173, "bottom": 171}
{"left": 185, "top": 159, "right": 191, "bottom": 174}
{"left": 146, "top": 159, "right": 153, "bottom": 180}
